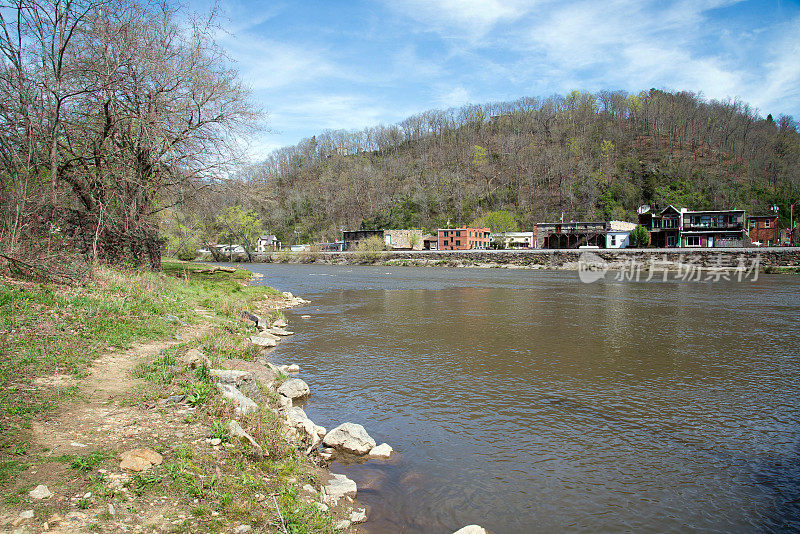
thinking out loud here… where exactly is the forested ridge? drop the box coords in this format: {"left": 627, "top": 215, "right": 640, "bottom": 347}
{"left": 195, "top": 89, "right": 800, "bottom": 248}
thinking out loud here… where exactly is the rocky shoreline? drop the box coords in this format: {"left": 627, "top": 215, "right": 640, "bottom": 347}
{"left": 229, "top": 290, "right": 489, "bottom": 534}
{"left": 205, "top": 248, "right": 800, "bottom": 273}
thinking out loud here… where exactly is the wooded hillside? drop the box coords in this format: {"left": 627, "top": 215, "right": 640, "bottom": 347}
{"left": 202, "top": 89, "right": 799, "bottom": 246}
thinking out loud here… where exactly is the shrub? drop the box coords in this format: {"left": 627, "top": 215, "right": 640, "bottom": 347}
{"left": 355, "top": 235, "right": 387, "bottom": 263}
{"left": 630, "top": 225, "right": 651, "bottom": 248}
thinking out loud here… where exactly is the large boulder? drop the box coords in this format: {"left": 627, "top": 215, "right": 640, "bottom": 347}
{"left": 321, "top": 473, "right": 357, "bottom": 506}
{"left": 220, "top": 358, "right": 278, "bottom": 389}
{"left": 278, "top": 379, "right": 310, "bottom": 400}
{"left": 210, "top": 369, "right": 261, "bottom": 401}
{"left": 272, "top": 317, "right": 288, "bottom": 328}
{"left": 322, "top": 423, "right": 376, "bottom": 455}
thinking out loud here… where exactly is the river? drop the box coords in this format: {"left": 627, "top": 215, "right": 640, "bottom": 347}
{"left": 243, "top": 263, "right": 800, "bottom": 533}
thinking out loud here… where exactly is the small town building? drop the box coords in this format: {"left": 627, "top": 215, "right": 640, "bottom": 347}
{"left": 606, "top": 220, "right": 637, "bottom": 249}
{"left": 422, "top": 234, "right": 438, "bottom": 250}
{"left": 343, "top": 230, "right": 383, "bottom": 250}
{"left": 383, "top": 229, "right": 423, "bottom": 250}
{"left": 490, "top": 231, "right": 533, "bottom": 249}
{"left": 343, "top": 229, "right": 423, "bottom": 251}
{"left": 681, "top": 209, "right": 747, "bottom": 247}
{"left": 638, "top": 205, "right": 684, "bottom": 247}
{"left": 534, "top": 222, "right": 607, "bottom": 249}
{"left": 747, "top": 215, "right": 780, "bottom": 246}
{"left": 438, "top": 226, "right": 490, "bottom": 250}
{"left": 256, "top": 235, "right": 281, "bottom": 252}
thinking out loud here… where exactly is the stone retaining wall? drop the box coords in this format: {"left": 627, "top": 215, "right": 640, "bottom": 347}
{"left": 235, "top": 248, "right": 800, "bottom": 269}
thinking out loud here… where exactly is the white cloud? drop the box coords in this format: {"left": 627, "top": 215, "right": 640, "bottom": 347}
{"left": 436, "top": 85, "right": 472, "bottom": 106}
{"left": 387, "top": 0, "right": 535, "bottom": 38}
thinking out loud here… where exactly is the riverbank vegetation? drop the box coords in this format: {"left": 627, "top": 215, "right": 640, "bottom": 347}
{"left": 0, "top": 0, "right": 258, "bottom": 276}
{"left": 0, "top": 263, "right": 338, "bottom": 532}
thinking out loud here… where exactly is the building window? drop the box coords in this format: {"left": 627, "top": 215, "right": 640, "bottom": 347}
{"left": 443, "top": 240, "right": 448, "bottom": 246}
{"left": 455, "top": 240, "right": 461, "bottom": 246}
{"left": 765, "top": 219, "right": 771, "bottom": 228}
{"left": 750, "top": 221, "right": 756, "bottom": 228}
{"left": 456, "top": 231, "right": 461, "bottom": 237}
{"left": 686, "top": 236, "right": 701, "bottom": 247}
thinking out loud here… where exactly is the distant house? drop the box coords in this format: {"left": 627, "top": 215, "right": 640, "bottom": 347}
{"left": 638, "top": 205, "right": 684, "bottom": 247}
{"left": 606, "top": 220, "right": 637, "bottom": 249}
{"left": 422, "top": 234, "right": 438, "bottom": 250}
{"left": 747, "top": 215, "right": 780, "bottom": 246}
{"left": 342, "top": 229, "right": 423, "bottom": 251}
{"left": 681, "top": 210, "right": 747, "bottom": 247}
{"left": 437, "top": 226, "right": 490, "bottom": 250}
{"left": 490, "top": 231, "right": 533, "bottom": 249}
{"left": 256, "top": 235, "right": 281, "bottom": 252}
{"left": 534, "top": 222, "right": 607, "bottom": 249}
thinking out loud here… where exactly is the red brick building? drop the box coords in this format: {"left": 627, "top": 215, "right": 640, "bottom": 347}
{"left": 437, "top": 226, "right": 490, "bottom": 250}
{"left": 747, "top": 215, "right": 780, "bottom": 246}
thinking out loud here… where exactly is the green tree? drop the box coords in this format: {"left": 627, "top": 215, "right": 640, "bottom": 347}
{"left": 472, "top": 210, "right": 519, "bottom": 233}
{"left": 630, "top": 225, "right": 651, "bottom": 248}
{"left": 215, "top": 206, "right": 263, "bottom": 261}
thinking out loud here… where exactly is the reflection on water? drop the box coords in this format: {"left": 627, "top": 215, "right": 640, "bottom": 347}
{"left": 242, "top": 264, "right": 800, "bottom": 533}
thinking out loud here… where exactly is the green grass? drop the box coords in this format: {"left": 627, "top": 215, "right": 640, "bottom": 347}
{"left": 0, "top": 264, "right": 284, "bottom": 487}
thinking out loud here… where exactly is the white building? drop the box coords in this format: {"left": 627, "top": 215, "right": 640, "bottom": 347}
{"left": 606, "top": 220, "right": 637, "bottom": 249}
{"left": 490, "top": 231, "right": 534, "bottom": 249}
{"left": 256, "top": 235, "right": 281, "bottom": 252}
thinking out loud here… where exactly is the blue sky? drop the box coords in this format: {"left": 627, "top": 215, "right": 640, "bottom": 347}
{"left": 192, "top": 0, "right": 800, "bottom": 159}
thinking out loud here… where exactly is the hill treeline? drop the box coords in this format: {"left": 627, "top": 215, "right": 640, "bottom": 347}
{"left": 198, "top": 89, "right": 799, "bottom": 246}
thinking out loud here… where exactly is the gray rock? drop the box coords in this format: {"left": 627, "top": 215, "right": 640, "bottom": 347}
{"left": 219, "top": 358, "right": 278, "bottom": 389}
{"left": 269, "top": 327, "right": 294, "bottom": 336}
{"left": 334, "top": 519, "right": 351, "bottom": 530}
{"left": 369, "top": 443, "right": 393, "bottom": 458}
{"left": 209, "top": 438, "right": 221, "bottom": 446}
{"left": 322, "top": 473, "right": 357, "bottom": 506}
{"left": 302, "top": 484, "right": 316, "bottom": 493}
{"left": 228, "top": 420, "right": 262, "bottom": 454}
{"left": 323, "top": 423, "right": 376, "bottom": 455}
{"left": 282, "top": 291, "right": 294, "bottom": 299}
{"left": 18, "top": 510, "right": 33, "bottom": 520}
{"left": 278, "top": 379, "right": 310, "bottom": 400}
{"left": 211, "top": 369, "right": 261, "bottom": 401}
{"left": 284, "top": 364, "right": 300, "bottom": 374}
{"left": 312, "top": 502, "right": 329, "bottom": 512}
{"left": 29, "top": 484, "right": 52, "bottom": 499}
{"left": 249, "top": 335, "right": 277, "bottom": 347}
{"left": 235, "top": 525, "right": 252, "bottom": 534}
{"left": 217, "top": 384, "right": 257, "bottom": 416}
{"left": 159, "top": 394, "right": 187, "bottom": 405}
{"left": 257, "top": 331, "right": 281, "bottom": 341}
{"left": 107, "top": 503, "right": 115, "bottom": 516}
{"left": 241, "top": 310, "right": 264, "bottom": 330}
{"left": 272, "top": 317, "right": 288, "bottom": 328}
{"left": 452, "top": 526, "right": 488, "bottom": 534}
{"left": 350, "top": 508, "right": 367, "bottom": 524}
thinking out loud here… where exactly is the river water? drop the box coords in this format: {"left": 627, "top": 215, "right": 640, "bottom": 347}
{"left": 244, "top": 264, "right": 800, "bottom": 533}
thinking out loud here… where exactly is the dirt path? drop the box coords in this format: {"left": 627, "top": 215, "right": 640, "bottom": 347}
{"left": 1, "top": 323, "right": 212, "bottom": 533}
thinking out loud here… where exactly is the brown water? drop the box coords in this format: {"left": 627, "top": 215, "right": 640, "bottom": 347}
{"left": 245, "top": 264, "right": 800, "bottom": 533}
